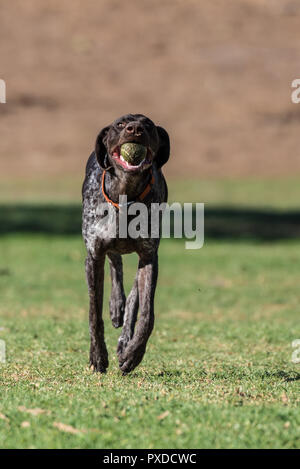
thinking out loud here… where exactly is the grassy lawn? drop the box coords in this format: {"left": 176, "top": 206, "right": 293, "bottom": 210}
{"left": 2, "top": 176, "right": 300, "bottom": 208}
{"left": 0, "top": 234, "right": 299, "bottom": 448}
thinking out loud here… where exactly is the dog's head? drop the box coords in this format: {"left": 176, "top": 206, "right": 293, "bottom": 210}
{"left": 95, "top": 114, "right": 170, "bottom": 173}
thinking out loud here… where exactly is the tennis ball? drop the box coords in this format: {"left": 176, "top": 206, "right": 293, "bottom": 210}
{"left": 120, "top": 143, "right": 147, "bottom": 165}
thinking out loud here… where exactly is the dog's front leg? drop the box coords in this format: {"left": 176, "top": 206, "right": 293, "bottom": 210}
{"left": 85, "top": 252, "right": 108, "bottom": 373}
{"left": 119, "top": 252, "right": 158, "bottom": 374}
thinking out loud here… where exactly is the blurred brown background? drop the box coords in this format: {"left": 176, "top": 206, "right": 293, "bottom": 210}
{"left": 1, "top": 0, "right": 300, "bottom": 186}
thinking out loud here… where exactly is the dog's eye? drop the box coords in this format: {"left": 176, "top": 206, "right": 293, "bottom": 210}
{"left": 117, "top": 122, "right": 125, "bottom": 128}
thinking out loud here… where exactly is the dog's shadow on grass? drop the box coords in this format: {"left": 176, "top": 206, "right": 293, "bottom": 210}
{"left": 127, "top": 368, "right": 300, "bottom": 382}
{"left": 258, "top": 369, "right": 300, "bottom": 382}
{"left": 137, "top": 368, "right": 300, "bottom": 383}
{"left": 272, "top": 370, "right": 300, "bottom": 382}
{"left": 123, "top": 369, "right": 184, "bottom": 380}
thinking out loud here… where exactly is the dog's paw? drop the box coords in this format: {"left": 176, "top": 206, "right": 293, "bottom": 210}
{"left": 109, "top": 295, "right": 126, "bottom": 328}
{"left": 118, "top": 343, "right": 146, "bottom": 375}
{"left": 89, "top": 348, "right": 108, "bottom": 373}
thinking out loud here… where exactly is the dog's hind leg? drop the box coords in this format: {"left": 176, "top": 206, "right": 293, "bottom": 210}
{"left": 108, "top": 252, "right": 126, "bottom": 328}
{"left": 86, "top": 252, "right": 108, "bottom": 373}
{"left": 117, "top": 272, "right": 139, "bottom": 357}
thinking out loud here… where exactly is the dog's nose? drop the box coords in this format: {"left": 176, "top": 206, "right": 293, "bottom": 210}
{"left": 125, "top": 122, "right": 144, "bottom": 136}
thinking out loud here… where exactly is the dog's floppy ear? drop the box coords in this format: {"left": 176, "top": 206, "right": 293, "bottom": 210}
{"left": 95, "top": 126, "right": 111, "bottom": 169}
{"left": 155, "top": 126, "right": 170, "bottom": 169}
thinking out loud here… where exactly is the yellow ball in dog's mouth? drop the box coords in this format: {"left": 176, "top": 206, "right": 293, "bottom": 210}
{"left": 120, "top": 143, "right": 147, "bottom": 165}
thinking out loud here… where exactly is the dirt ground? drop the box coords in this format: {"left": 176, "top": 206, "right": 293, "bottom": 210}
{"left": 1, "top": 0, "right": 300, "bottom": 181}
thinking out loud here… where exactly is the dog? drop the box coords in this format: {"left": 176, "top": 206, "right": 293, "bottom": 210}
{"left": 82, "top": 114, "right": 170, "bottom": 374}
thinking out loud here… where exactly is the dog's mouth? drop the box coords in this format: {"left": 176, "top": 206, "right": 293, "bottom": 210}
{"left": 111, "top": 143, "right": 153, "bottom": 172}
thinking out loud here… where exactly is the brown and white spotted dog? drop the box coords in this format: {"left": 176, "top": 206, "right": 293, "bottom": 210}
{"left": 82, "top": 114, "right": 170, "bottom": 374}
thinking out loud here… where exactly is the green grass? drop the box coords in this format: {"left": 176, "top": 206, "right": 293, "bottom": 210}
{"left": 2, "top": 175, "right": 300, "bottom": 208}
{"left": 0, "top": 235, "right": 299, "bottom": 448}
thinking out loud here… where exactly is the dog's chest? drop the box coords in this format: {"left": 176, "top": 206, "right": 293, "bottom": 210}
{"left": 82, "top": 166, "right": 164, "bottom": 256}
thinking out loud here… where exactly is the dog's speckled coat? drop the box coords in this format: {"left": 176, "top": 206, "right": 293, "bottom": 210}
{"left": 82, "top": 114, "right": 170, "bottom": 374}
